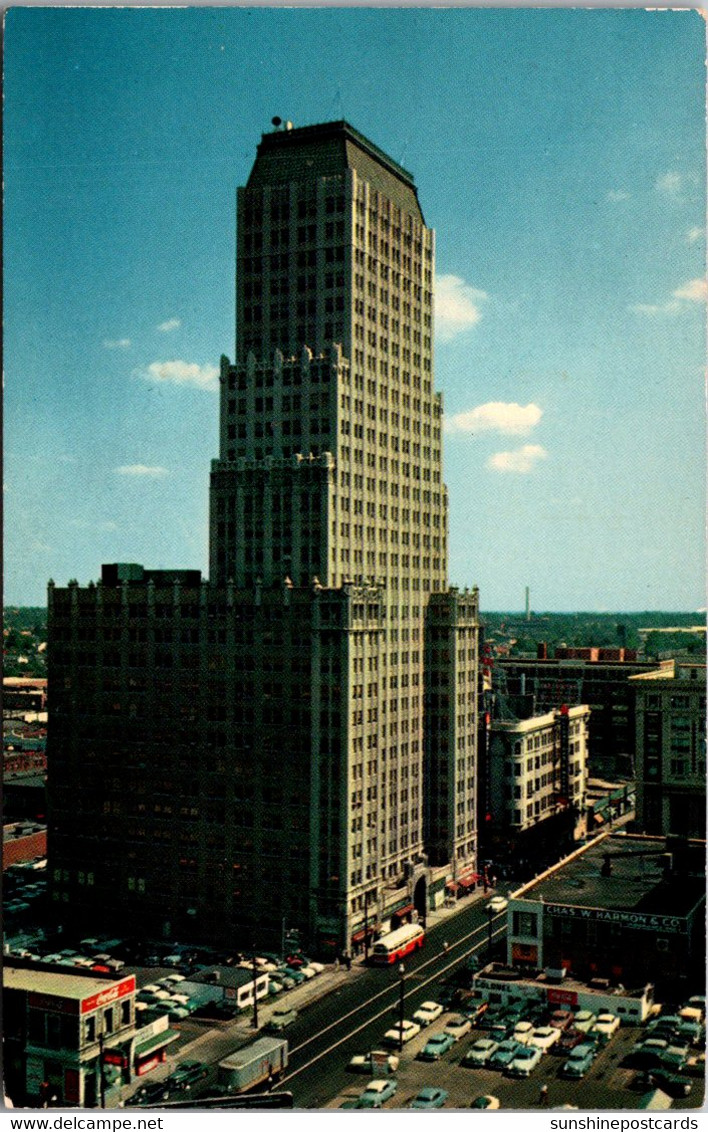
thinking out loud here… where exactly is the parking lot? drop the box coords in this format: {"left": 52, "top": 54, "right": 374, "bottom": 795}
{"left": 325, "top": 1008, "right": 703, "bottom": 1111}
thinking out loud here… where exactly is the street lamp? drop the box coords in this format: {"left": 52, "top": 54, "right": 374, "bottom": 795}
{"left": 398, "top": 963, "right": 405, "bottom": 1053}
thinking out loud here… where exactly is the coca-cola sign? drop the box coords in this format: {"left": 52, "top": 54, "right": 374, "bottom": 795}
{"left": 81, "top": 975, "right": 136, "bottom": 1014}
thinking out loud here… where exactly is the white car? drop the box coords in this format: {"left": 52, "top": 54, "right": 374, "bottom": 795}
{"left": 383, "top": 1019, "right": 421, "bottom": 1045}
{"left": 300, "top": 966, "right": 317, "bottom": 979}
{"left": 486, "top": 896, "right": 509, "bottom": 913}
{"left": 513, "top": 1021, "right": 535, "bottom": 1045}
{"left": 348, "top": 1052, "right": 400, "bottom": 1074}
{"left": 573, "top": 1010, "right": 597, "bottom": 1034}
{"left": 529, "top": 1026, "right": 561, "bottom": 1052}
{"left": 591, "top": 1013, "right": 620, "bottom": 1041}
{"left": 308, "top": 961, "right": 325, "bottom": 974}
{"left": 413, "top": 1001, "right": 444, "bottom": 1026}
{"left": 140, "top": 984, "right": 162, "bottom": 995}
{"left": 445, "top": 1015, "right": 472, "bottom": 1040}
{"left": 169, "top": 993, "right": 190, "bottom": 1006}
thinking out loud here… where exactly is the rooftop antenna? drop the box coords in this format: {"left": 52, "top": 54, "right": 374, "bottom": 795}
{"left": 329, "top": 89, "right": 345, "bottom": 121}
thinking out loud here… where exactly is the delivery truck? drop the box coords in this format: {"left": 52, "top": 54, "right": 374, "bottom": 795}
{"left": 217, "top": 1037, "right": 288, "bottom": 1094}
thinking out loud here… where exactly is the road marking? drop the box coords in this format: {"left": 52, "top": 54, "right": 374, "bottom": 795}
{"left": 282, "top": 923, "right": 506, "bottom": 1086}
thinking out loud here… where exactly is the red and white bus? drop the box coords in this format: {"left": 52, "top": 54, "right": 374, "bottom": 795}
{"left": 370, "top": 923, "right": 425, "bottom": 965}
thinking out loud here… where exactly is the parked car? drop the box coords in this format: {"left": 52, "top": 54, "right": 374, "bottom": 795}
{"left": 486, "top": 897, "right": 509, "bottom": 914}
{"left": 506, "top": 1044, "right": 543, "bottom": 1077}
{"left": 409, "top": 1087, "right": 448, "bottom": 1109}
{"left": 465, "top": 1000, "right": 490, "bottom": 1025}
{"left": 444, "top": 1014, "right": 472, "bottom": 1040}
{"left": 489, "top": 1040, "right": 523, "bottom": 1071}
{"left": 562, "top": 1044, "right": 596, "bottom": 1078}
{"left": 529, "top": 1026, "right": 561, "bottom": 1053}
{"left": 471, "top": 1095, "right": 501, "bottom": 1109}
{"left": 462, "top": 1038, "right": 499, "bottom": 1067}
{"left": 383, "top": 1019, "right": 420, "bottom": 1046}
{"left": 592, "top": 1013, "right": 621, "bottom": 1042}
{"left": 347, "top": 1052, "right": 399, "bottom": 1074}
{"left": 418, "top": 1032, "right": 456, "bottom": 1061}
{"left": 558, "top": 1028, "right": 586, "bottom": 1053}
{"left": 549, "top": 1009, "right": 574, "bottom": 1032}
{"left": 356, "top": 1079, "right": 398, "bottom": 1108}
{"left": 513, "top": 1021, "right": 535, "bottom": 1046}
{"left": 413, "top": 1001, "right": 444, "bottom": 1026}
{"left": 572, "top": 1010, "right": 597, "bottom": 1034}
{"left": 299, "top": 966, "right": 317, "bottom": 980}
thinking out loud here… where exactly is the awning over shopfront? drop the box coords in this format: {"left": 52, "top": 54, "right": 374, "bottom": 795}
{"left": 457, "top": 871, "right": 480, "bottom": 889}
{"left": 392, "top": 903, "right": 414, "bottom": 920}
{"left": 134, "top": 1029, "right": 180, "bottom": 1059}
{"left": 351, "top": 926, "right": 377, "bottom": 944}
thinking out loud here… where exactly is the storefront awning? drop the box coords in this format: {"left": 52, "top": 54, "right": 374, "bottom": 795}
{"left": 351, "top": 926, "right": 377, "bottom": 944}
{"left": 392, "top": 903, "right": 414, "bottom": 918}
{"left": 457, "top": 871, "right": 480, "bottom": 888}
{"left": 134, "top": 1029, "right": 180, "bottom": 1059}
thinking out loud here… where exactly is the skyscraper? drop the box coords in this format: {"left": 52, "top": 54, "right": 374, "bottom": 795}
{"left": 47, "top": 121, "right": 479, "bottom": 956}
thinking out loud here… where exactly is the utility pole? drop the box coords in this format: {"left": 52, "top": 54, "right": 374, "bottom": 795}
{"left": 98, "top": 1029, "right": 106, "bottom": 1110}
{"left": 251, "top": 947, "right": 259, "bottom": 1029}
{"left": 398, "top": 963, "right": 405, "bottom": 1052}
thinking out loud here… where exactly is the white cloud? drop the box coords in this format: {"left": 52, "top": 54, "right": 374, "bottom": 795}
{"left": 157, "top": 318, "right": 181, "bottom": 332}
{"left": 115, "top": 464, "right": 169, "bottom": 478}
{"left": 654, "top": 171, "right": 700, "bottom": 200}
{"left": 435, "top": 274, "right": 488, "bottom": 341}
{"left": 686, "top": 227, "right": 705, "bottom": 245}
{"left": 486, "top": 444, "right": 548, "bottom": 474}
{"left": 445, "top": 401, "right": 543, "bottom": 437}
{"left": 606, "top": 189, "right": 630, "bottom": 202}
{"left": 628, "top": 300, "right": 681, "bottom": 318}
{"left": 136, "top": 360, "right": 220, "bottom": 391}
{"left": 673, "top": 278, "right": 707, "bottom": 303}
{"left": 629, "top": 277, "right": 707, "bottom": 317}
{"left": 103, "top": 338, "right": 131, "bottom": 349}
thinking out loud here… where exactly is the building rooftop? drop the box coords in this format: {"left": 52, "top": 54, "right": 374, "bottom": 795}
{"left": 247, "top": 119, "right": 424, "bottom": 222}
{"left": 4, "top": 964, "right": 130, "bottom": 1001}
{"left": 517, "top": 833, "right": 705, "bottom": 918}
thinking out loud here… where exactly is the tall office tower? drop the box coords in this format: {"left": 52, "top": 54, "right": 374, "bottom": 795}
{"left": 47, "top": 121, "right": 479, "bottom": 955}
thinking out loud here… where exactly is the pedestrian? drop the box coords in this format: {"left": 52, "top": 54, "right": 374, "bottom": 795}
{"left": 334, "top": 955, "right": 340, "bottom": 970}
{"left": 345, "top": 953, "right": 351, "bottom": 971}
{"left": 539, "top": 1083, "right": 549, "bottom": 1106}
{"left": 442, "top": 941, "right": 450, "bottom": 954}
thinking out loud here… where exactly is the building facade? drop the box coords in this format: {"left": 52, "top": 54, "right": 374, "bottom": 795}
{"left": 47, "top": 121, "right": 480, "bottom": 956}
{"left": 4, "top": 966, "right": 139, "bottom": 1107}
{"left": 493, "top": 649, "right": 656, "bottom": 778}
{"left": 484, "top": 704, "right": 589, "bottom": 840}
{"left": 503, "top": 833, "right": 705, "bottom": 995}
{"left": 630, "top": 661, "right": 706, "bottom": 839}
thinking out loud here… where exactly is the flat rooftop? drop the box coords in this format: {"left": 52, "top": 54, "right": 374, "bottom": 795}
{"left": 4, "top": 964, "right": 128, "bottom": 1000}
{"left": 517, "top": 834, "right": 705, "bottom": 918}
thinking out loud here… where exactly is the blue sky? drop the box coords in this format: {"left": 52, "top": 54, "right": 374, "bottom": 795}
{"left": 4, "top": 7, "right": 705, "bottom": 611}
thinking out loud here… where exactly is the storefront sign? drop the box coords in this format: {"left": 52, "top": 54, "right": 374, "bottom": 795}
{"left": 544, "top": 904, "right": 687, "bottom": 934}
{"left": 81, "top": 975, "right": 136, "bottom": 1014}
{"left": 547, "top": 987, "right": 578, "bottom": 1006}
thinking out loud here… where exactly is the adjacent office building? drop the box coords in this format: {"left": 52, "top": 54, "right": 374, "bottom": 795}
{"left": 47, "top": 121, "right": 480, "bottom": 955}
{"left": 630, "top": 661, "right": 706, "bottom": 839}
